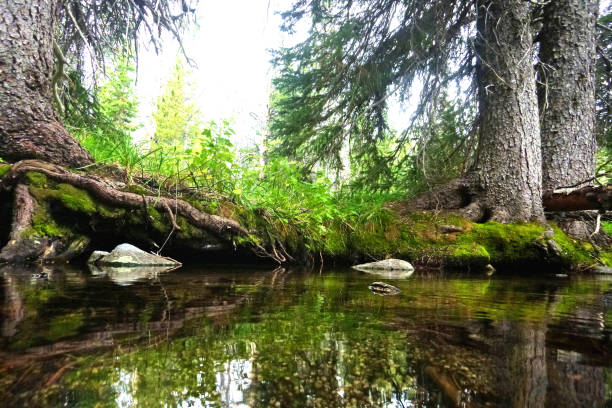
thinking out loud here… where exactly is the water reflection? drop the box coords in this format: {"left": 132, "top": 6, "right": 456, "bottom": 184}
{"left": 1, "top": 264, "right": 611, "bottom": 407}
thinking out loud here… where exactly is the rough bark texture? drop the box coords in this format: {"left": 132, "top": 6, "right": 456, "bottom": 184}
{"left": 538, "top": 0, "right": 599, "bottom": 192}
{"left": 0, "top": 0, "right": 93, "bottom": 167}
{"left": 474, "top": 0, "right": 544, "bottom": 222}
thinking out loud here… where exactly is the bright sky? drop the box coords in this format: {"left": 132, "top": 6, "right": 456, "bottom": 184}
{"left": 134, "top": 0, "right": 299, "bottom": 147}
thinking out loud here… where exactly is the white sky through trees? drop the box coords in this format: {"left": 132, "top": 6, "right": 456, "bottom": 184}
{"left": 133, "top": 0, "right": 611, "bottom": 149}
{"left": 134, "top": 0, "right": 298, "bottom": 148}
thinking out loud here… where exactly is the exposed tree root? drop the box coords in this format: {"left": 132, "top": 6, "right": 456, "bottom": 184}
{"left": 402, "top": 177, "right": 494, "bottom": 222}
{"left": 404, "top": 177, "right": 612, "bottom": 223}
{"left": 0, "top": 160, "right": 282, "bottom": 264}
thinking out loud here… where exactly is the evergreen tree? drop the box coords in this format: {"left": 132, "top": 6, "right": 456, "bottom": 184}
{"left": 98, "top": 55, "right": 140, "bottom": 140}
{"left": 271, "top": 0, "right": 605, "bottom": 222}
{"left": 152, "top": 59, "right": 201, "bottom": 152}
{"left": 65, "top": 55, "right": 140, "bottom": 165}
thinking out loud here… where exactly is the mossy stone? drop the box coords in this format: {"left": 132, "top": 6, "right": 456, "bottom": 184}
{"left": 448, "top": 243, "right": 490, "bottom": 267}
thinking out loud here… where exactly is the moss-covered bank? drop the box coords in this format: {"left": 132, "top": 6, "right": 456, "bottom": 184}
{"left": 1, "top": 170, "right": 225, "bottom": 262}
{"left": 1, "top": 169, "right": 610, "bottom": 271}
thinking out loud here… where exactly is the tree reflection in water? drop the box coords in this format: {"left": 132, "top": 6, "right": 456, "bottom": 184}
{"left": 1, "top": 264, "right": 611, "bottom": 407}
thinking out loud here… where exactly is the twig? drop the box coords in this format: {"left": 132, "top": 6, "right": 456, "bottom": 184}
{"left": 591, "top": 213, "right": 601, "bottom": 237}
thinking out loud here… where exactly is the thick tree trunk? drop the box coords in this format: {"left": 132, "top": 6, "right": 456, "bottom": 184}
{"left": 0, "top": 0, "right": 93, "bottom": 167}
{"left": 473, "top": 0, "right": 544, "bottom": 222}
{"left": 538, "top": 0, "right": 599, "bottom": 192}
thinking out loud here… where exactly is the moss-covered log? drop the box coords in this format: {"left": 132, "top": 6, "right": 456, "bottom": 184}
{"left": 0, "top": 160, "right": 276, "bottom": 264}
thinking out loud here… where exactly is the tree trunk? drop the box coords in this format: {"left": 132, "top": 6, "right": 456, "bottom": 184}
{"left": 0, "top": 0, "right": 93, "bottom": 167}
{"left": 538, "top": 0, "right": 599, "bottom": 192}
{"left": 473, "top": 0, "right": 544, "bottom": 222}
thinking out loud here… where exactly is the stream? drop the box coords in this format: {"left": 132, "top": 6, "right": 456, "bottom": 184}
{"left": 1, "top": 264, "right": 611, "bottom": 407}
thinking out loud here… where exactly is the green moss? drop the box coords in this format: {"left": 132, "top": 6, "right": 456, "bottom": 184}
{"left": 600, "top": 250, "right": 612, "bottom": 266}
{"left": 25, "top": 171, "right": 47, "bottom": 188}
{"left": 602, "top": 221, "right": 612, "bottom": 237}
{"left": 550, "top": 225, "right": 593, "bottom": 265}
{"left": 125, "top": 184, "right": 150, "bottom": 195}
{"left": 448, "top": 243, "right": 490, "bottom": 267}
{"left": 28, "top": 208, "right": 74, "bottom": 238}
{"left": 0, "top": 164, "right": 10, "bottom": 179}
{"left": 176, "top": 216, "right": 206, "bottom": 240}
{"left": 97, "top": 203, "right": 126, "bottom": 218}
{"left": 455, "top": 222, "right": 545, "bottom": 263}
{"left": 147, "top": 207, "right": 170, "bottom": 233}
{"left": 55, "top": 183, "right": 97, "bottom": 213}
{"left": 317, "top": 210, "right": 601, "bottom": 269}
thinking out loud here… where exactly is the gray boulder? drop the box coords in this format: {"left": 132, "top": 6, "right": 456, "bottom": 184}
{"left": 92, "top": 243, "right": 181, "bottom": 267}
{"left": 352, "top": 258, "right": 414, "bottom": 279}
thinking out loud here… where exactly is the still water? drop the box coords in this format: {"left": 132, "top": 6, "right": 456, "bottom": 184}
{"left": 1, "top": 264, "right": 611, "bottom": 407}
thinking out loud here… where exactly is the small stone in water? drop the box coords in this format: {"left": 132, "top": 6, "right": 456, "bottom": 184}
{"left": 368, "top": 281, "right": 401, "bottom": 295}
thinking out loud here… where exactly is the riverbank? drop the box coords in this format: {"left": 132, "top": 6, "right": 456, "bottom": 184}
{"left": 1, "top": 161, "right": 610, "bottom": 272}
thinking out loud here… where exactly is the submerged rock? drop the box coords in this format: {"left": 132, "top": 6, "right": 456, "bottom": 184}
{"left": 353, "top": 258, "right": 414, "bottom": 279}
{"left": 90, "top": 243, "right": 181, "bottom": 267}
{"left": 368, "top": 281, "right": 401, "bottom": 296}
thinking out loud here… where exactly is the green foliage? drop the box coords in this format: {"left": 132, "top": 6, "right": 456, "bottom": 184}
{"left": 68, "top": 54, "right": 143, "bottom": 178}
{"left": 269, "top": 0, "right": 475, "bottom": 190}
{"left": 0, "top": 164, "right": 10, "bottom": 179}
{"left": 151, "top": 58, "right": 201, "bottom": 151}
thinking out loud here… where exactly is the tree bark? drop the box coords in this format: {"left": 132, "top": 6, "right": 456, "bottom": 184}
{"left": 473, "top": 0, "right": 544, "bottom": 222}
{"left": 0, "top": 0, "right": 93, "bottom": 167}
{"left": 538, "top": 0, "right": 599, "bottom": 192}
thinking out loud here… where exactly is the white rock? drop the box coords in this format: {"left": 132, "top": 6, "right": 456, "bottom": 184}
{"left": 94, "top": 243, "right": 181, "bottom": 267}
{"left": 352, "top": 258, "right": 414, "bottom": 279}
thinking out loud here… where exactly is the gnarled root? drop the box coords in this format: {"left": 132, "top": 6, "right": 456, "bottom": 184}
{"left": 0, "top": 160, "right": 283, "bottom": 264}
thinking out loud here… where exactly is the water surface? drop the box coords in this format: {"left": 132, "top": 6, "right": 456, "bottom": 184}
{"left": 1, "top": 264, "right": 611, "bottom": 407}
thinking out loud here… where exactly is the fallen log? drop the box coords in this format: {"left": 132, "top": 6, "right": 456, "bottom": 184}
{"left": 543, "top": 186, "right": 612, "bottom": 212}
